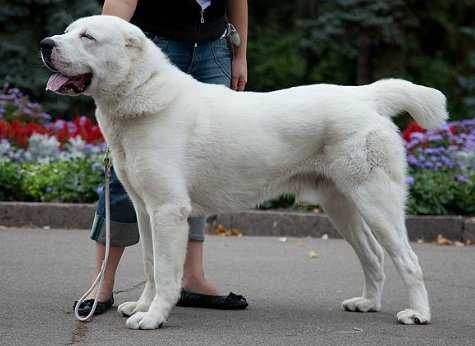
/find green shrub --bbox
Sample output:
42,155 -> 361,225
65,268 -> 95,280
258,193 -> 295,210
0,159 -> 102,203
0,160 -> 24,201
407,170 -> 475,215
256,170 -> 475,216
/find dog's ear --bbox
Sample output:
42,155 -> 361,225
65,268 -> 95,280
124,26 -> 145,50
125,35 -> 142,49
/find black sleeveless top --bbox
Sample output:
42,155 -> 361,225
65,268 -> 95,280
130,0 -> 227,44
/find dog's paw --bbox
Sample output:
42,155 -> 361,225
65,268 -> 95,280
342,297 -> 381,312
118,301 -> 149,317
396,309 -> 430,325
125,311 -> 165,330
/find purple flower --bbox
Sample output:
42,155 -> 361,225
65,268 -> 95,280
410,132 -> 424,141
407,155 -> 418,166
427,134 -> 443,142
91,162 -> 103,173
423,161 -> 434,169
405,176 -> 415,186
0,95 -> 15,101
67,122 -> 77,132
53,119 -> 66,130
404,119 -> 475,173
455,175 -> 469,183
79,116 -> 88,126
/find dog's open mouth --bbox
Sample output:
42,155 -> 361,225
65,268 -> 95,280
46,73 -> 92,95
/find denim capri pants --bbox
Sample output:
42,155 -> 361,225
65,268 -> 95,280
90,34 -> 232,247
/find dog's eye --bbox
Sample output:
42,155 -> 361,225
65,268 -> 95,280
80,32 -> 96,41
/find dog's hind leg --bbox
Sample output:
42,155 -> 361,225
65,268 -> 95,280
126,202 -> 190,330
118,207 -> 156,317
344,168 -> 430,325
319,182 -> 385,313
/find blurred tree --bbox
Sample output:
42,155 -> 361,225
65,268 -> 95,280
404,0 -> 475,119
246,1 -> 306,91
0,0 -> 474,119
0,0 -> 100,118
298,0 -> 414,85
456,24 -> 475,118
293,0 -> 475,118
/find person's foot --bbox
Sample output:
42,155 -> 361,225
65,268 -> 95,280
82,281 -> 114,302
179,275 -> 248,310
182,275 -> 219,296
73,295 -> 114,317
177,290 -> 248,310
73,279 -> 114,316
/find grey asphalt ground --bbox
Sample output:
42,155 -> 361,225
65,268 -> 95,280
0,227 -> 474,346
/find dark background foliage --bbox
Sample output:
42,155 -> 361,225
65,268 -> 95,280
0,0 -> 100,117
1,0 -> 474,120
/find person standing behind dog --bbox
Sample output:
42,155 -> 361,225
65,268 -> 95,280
75,0 -> 248,316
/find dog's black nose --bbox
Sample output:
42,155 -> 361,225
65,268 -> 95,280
40,38 -> 56,51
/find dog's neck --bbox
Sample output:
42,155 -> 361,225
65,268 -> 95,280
92,39 -> 192,119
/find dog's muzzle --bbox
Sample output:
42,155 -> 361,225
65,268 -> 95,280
40,37 -> 93,95
40,38 -> 57,71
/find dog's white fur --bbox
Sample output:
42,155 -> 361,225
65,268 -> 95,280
45,16 -> 448,329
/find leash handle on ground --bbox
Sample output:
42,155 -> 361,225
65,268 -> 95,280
74,147 -> 112,322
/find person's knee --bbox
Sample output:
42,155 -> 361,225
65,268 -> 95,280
188,216 -> 206,242
90,213 -> 140,247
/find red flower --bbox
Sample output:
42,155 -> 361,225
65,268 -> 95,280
1,116 -> 104,148
46,116 -> 104,145
0,120 -> 49,148
72,116 -> 104,144
402,121 -> 426,142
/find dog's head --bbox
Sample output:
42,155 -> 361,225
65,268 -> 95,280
40,15 -> 146,97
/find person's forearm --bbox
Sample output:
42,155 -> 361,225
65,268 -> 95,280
102,0 -> 138,21
227,0 -> 248,59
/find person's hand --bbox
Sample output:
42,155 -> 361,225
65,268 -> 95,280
231,56 -> 247,91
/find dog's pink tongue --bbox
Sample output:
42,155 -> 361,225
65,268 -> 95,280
46,73 -> 70,92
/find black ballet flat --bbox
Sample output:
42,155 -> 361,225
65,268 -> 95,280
176,290 -> 248,310
73,295 -> 114,317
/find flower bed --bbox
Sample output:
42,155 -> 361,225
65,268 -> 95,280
1,84 -> 474,214
403,119 -> 475,215
0,84 -> 105,202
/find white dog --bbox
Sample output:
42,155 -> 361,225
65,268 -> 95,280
41,15 -> 448,330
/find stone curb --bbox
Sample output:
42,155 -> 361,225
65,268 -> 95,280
0,202 -> 472,241
0,202 -> 96,230
464,218 -> 475,241
212,211 -> 470,241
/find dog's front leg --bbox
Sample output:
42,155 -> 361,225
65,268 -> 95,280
118,208 -> 156,317
126,202 -> 190,330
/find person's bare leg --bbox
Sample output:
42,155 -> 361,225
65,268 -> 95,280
182,240 -> 219,295
85,242 -> 125,302
86,240 -> 218,301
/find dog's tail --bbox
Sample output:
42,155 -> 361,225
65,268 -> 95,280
369,78 -> 448,129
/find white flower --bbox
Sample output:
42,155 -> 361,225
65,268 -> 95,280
24,134 -> 61,164
62,136 -> 87,160
0,139 -> 11,157
456,151 -> 475,172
